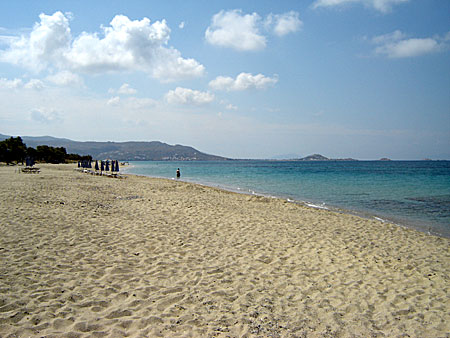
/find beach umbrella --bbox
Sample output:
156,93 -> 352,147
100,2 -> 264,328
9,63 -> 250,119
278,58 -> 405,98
105,160 -> 110,171
111,160 -> 115,172
95,160 -> 99,171
116,160 -> 119,172
101,161 -> 104,172
26,157 -> 35,167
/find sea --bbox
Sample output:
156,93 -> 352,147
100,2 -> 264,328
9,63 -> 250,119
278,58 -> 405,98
124,160 -> 450,238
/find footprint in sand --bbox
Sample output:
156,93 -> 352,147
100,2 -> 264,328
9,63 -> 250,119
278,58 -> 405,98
106,309 -> 132,319
139,316 -> 164,329
53,318 -> 75,330
0,303 -> 18,313
156,294 -> 185,312
73,321 -> 103,332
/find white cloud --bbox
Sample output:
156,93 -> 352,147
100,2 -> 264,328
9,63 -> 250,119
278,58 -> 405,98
0,12 -> 71,72
0,12 -> 205,82
179,21 -> 185,29
205,10 -> 266,51
107,96 -> 120,106
150,50 -> 205,82
165,87 -> 214,105
209,72 -> 278,91
371,30 -> 405,45
373,30 -> 443,58
126,97 -> 158,109
30,108 -> 62,123
0,78 -> 23,89
112,83 -> 137,95
219,100 -> 238,110
0,77 -> 44,90
377,39 -> 439,58
0,34 -> 20,46
67,14 -> 205,81
24,79 -> 45,90
46,70 -> 83,86
225,103 -> 238,110
205,10 -> 302,51
266,11 -> 302,37
106,95 -> 158,109
312,0 -> 409,13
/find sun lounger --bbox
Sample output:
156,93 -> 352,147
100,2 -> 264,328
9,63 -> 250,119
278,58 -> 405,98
22,167 -> 40,174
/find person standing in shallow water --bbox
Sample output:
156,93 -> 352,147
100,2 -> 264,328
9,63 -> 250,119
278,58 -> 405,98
176,168 -> 181,179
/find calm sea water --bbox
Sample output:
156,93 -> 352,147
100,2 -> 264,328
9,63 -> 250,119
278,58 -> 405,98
125,160 -> 450,238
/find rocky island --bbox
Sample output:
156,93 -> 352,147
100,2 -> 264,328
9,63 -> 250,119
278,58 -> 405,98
297,154 -> 358,161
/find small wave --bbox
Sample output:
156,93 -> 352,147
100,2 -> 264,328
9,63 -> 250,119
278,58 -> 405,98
120,164 -> 135,172
305,202 -> 329,210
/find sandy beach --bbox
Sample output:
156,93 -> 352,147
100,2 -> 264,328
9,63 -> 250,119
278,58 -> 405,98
0,164 -> 448,337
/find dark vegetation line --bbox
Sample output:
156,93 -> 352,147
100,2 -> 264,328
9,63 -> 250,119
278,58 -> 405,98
0,136 -> 91,165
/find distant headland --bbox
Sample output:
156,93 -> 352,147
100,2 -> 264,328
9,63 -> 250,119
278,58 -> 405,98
0,134 -> 229,161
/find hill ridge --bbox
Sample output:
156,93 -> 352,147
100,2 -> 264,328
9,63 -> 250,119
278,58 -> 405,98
0,134 -> 229,161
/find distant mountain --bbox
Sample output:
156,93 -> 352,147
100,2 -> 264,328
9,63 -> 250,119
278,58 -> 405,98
0,134 -> 229,161
298,154 -> 329,161
297,154 -> 358,161
0,133 -> 11,140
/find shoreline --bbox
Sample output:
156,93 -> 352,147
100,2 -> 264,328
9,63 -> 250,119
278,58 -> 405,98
1,164 -> 449,337
123,166 -> 448,239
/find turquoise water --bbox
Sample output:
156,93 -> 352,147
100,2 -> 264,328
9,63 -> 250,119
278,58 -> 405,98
125,160 -> 450,238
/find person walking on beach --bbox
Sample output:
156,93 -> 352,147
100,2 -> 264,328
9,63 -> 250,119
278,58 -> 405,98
176,168 -> 181,179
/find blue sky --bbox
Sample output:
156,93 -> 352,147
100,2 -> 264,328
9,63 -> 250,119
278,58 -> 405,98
0,0 -> 449,159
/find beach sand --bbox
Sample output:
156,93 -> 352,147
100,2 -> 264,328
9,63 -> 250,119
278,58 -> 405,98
0,164 -> 449,337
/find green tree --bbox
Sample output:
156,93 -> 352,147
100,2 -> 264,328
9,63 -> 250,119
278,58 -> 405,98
0,137 -> 27,164
36,145 -> 67,164
0,136 -> 91,164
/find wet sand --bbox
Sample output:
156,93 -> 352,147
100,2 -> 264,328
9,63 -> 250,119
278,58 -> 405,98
0,164 -> 449,337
